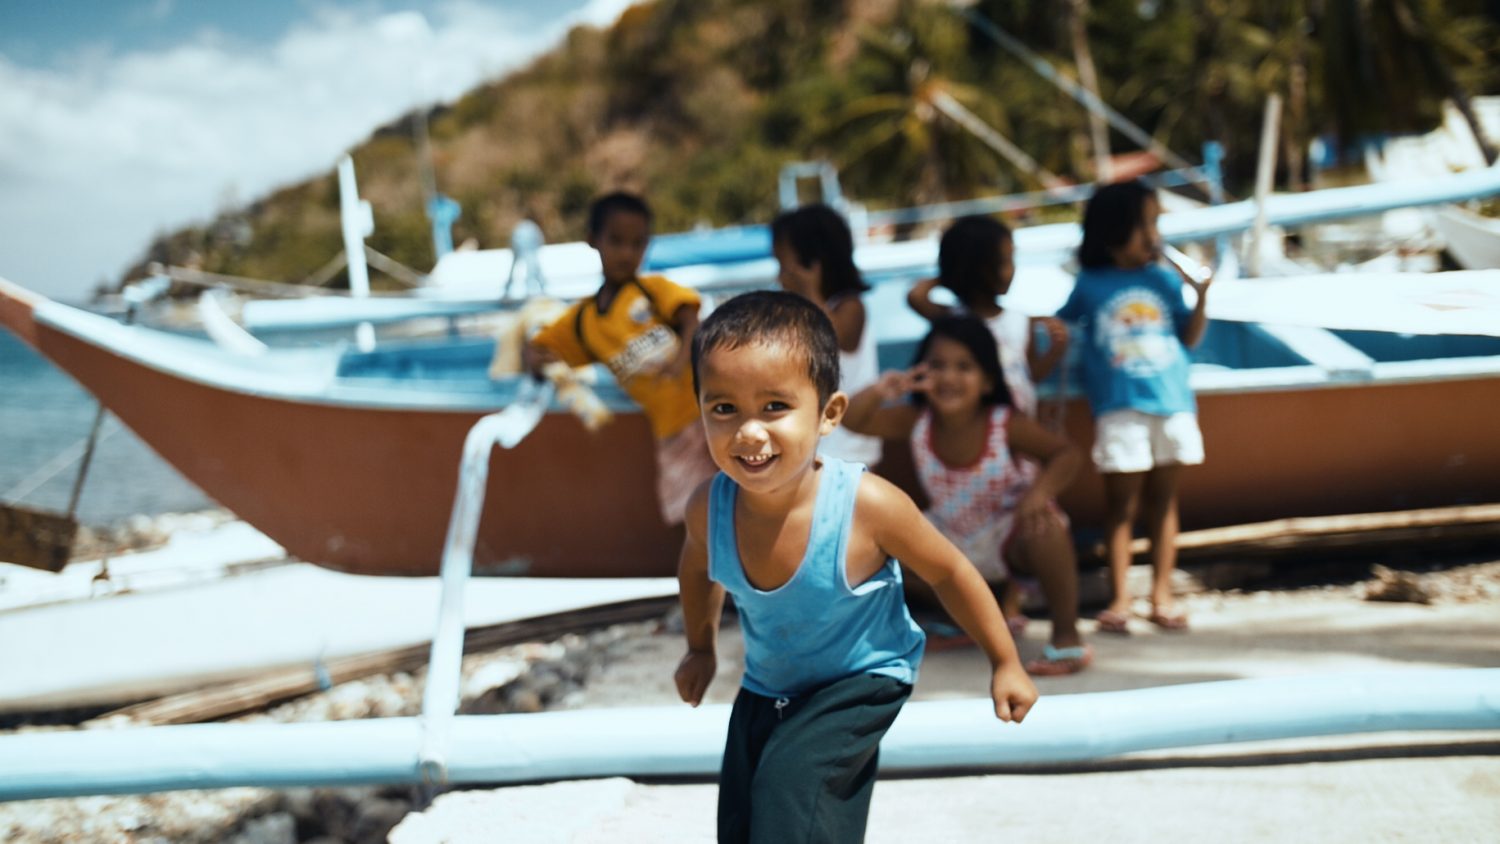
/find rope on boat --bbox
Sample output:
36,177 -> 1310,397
862,164 -> 1220,230
153,264 -> 332,299
957,6 -> 1196,173
2,423 -> 122,504
302,252 -> 349,289
151,249 -> 424,300
928,90 -> 1068,191
363,246 -> 424,288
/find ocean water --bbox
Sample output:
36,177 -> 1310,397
0,329 -> 215,525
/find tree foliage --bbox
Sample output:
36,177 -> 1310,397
123,0 -> 1500,290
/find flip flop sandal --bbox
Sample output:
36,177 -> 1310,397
1025,644 -> 1094,676
1148,610 -> 1190,631
1095,609 -> 1131,635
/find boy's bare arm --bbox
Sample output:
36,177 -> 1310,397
859,476 -> 1037,722
675,486 -> 723,707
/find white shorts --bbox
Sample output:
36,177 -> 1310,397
1092,410 -> 1204,474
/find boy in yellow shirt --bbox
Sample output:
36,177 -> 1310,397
527,192 -> 717,525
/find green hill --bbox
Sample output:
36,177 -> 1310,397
122,0 -> 1499,293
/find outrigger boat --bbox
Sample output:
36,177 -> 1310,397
1364,97 -> 1499,271
4,169 -> 1500,578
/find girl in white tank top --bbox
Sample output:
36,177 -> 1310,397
906,216 -> 1068,419
772,204 -> 883,467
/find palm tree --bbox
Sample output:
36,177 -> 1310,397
827,2 -> 1051,205
1241,2 -> 1317,190
1388,0 -> 1496,164
1309,0 -> 1497,162
1101,1 -> 1272,180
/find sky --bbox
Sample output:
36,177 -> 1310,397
0,0 -> 635,302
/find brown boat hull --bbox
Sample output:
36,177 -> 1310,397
883,381 -> 1500,533
8,281 -> 1500,577
33,321 -> 682,577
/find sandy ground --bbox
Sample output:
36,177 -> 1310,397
2,545 -> 1496,842
394,561 -> 1500,843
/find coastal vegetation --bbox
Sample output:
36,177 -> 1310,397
123,0 -> 1500,292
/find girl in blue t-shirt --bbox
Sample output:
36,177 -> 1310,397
1056,180 -> 1212,634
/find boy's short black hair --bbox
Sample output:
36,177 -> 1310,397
692,290 -> 841,405
938,215 -> 1013,303
770,204 -> 871,300
588,191 -> 653,237
1078,179 -> 1155,269
910,314 -> 1013,408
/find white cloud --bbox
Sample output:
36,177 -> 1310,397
0,0 -> 635,301
129,0 -> 177,26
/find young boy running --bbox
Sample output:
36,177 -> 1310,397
675,291 -> 1037,842
527,191 -> 717,525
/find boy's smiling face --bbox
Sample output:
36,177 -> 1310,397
697,340 -> 845,496
589,209 -> 650,287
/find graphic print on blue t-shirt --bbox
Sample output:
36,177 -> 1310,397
1056,264 -> 1196,417
1096,286 -> 1180,376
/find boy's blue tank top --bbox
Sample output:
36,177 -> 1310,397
708,456 -> 925,699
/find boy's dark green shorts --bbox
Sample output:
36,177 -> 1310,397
717,672 -> 913,844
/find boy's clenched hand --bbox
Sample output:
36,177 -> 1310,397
990,662 -> 1038,723
674,649 -> 717,707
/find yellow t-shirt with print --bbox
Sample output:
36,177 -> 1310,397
531,274 -> 701,440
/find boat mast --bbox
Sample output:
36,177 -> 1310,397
337,155 -> 377,352
415,104 -> 462,263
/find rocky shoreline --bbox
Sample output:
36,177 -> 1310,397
0,619 -> 668,844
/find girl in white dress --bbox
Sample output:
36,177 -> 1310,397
772,204 -> 883,468
906,216 -> 1074,632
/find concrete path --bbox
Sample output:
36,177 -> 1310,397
393,578 -> 1500,843
395,752 -> 1500,843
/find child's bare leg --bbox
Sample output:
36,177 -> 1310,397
1142,465 -> 1185,623
998,579 -> 1024,619
1101,471 -> 1146,618
1008,522 -> 1082,649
